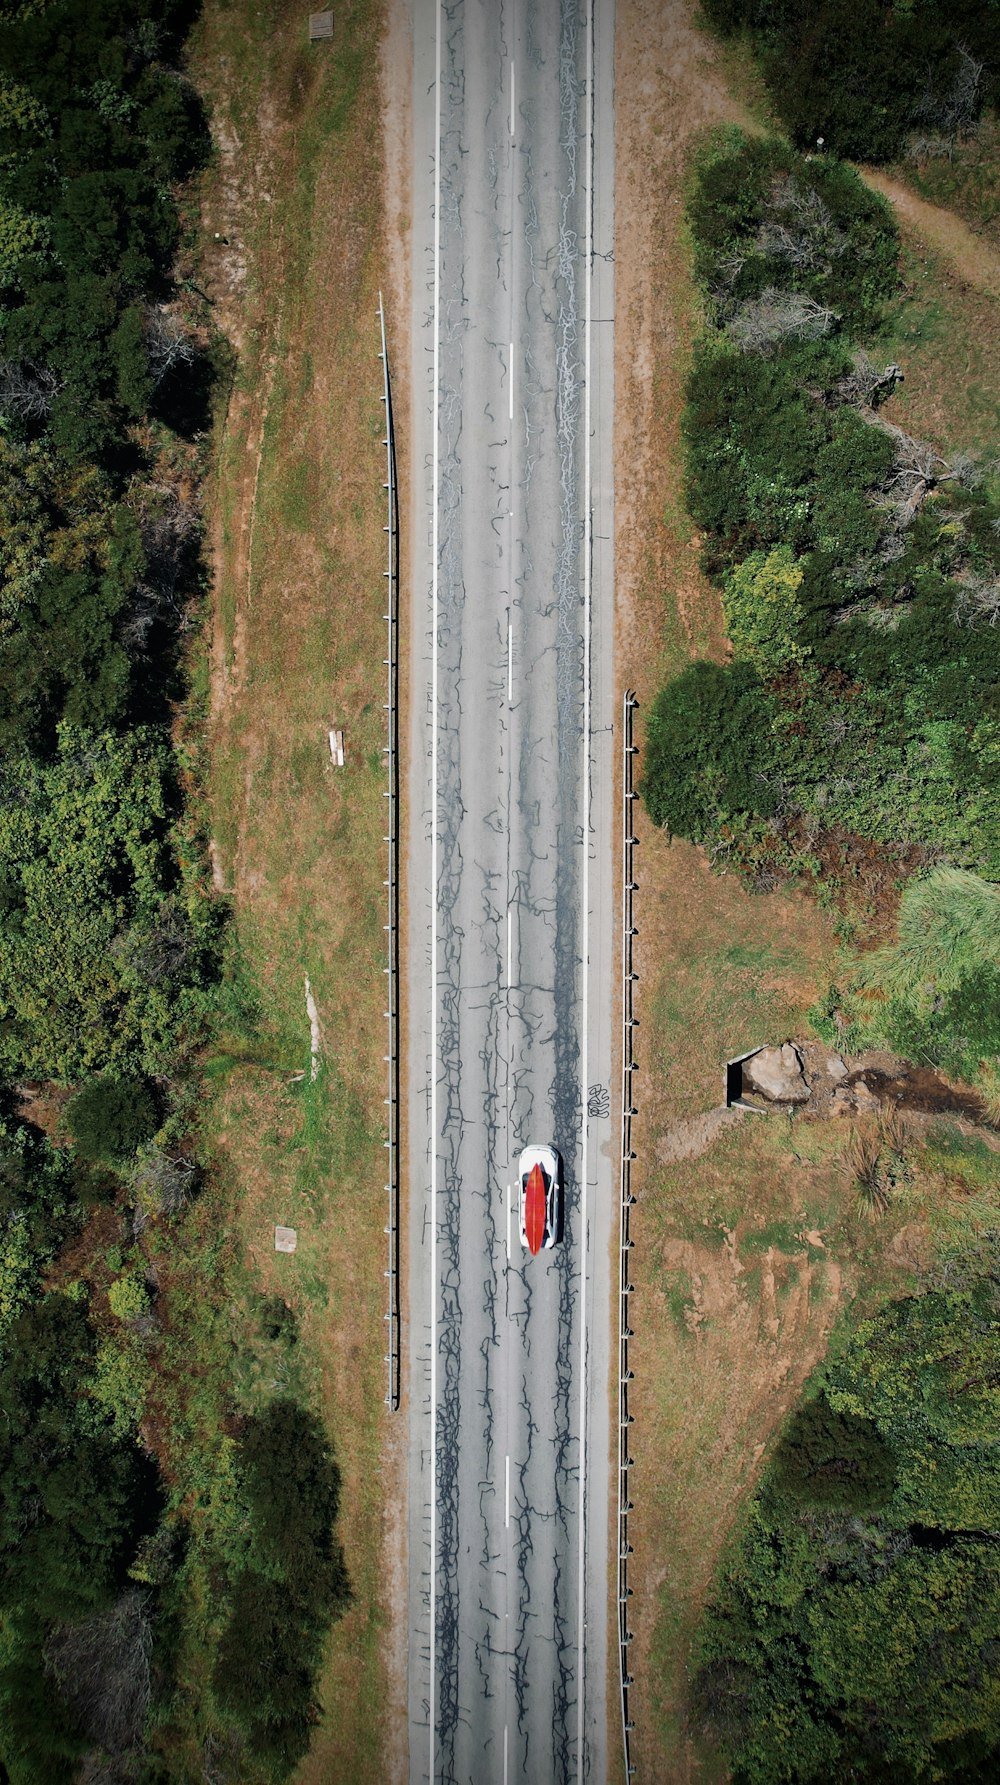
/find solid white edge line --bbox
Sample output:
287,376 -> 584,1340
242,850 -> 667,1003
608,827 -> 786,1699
430,0 -> 442,1776
576,0 -> 594,1777
506,1182 -> 512,1263
510,60 -> 515,137
505,1453 -> 511,1527
503,1722 -> 509,1785
508,618 -> 513,702
507,905 -> 512,989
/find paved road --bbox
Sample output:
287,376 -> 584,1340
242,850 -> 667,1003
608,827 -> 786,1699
406,2 -> 615,1780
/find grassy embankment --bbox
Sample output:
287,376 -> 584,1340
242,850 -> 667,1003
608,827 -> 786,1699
187,0 -> 396,1776
613,4 -> 1000,1780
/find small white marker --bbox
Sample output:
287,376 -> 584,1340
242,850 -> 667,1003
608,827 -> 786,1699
507,619 -> 513,701
505,1454 -> 510,1527
503,1722 -> 509,1785
509,341 -> 514,421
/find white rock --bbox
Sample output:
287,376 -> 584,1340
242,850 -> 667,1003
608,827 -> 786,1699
745,1043 -> 811,1104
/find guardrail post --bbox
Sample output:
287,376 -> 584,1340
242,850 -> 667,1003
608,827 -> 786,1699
379,291 -> 401,1413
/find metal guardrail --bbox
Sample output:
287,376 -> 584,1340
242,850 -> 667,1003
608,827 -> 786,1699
618,690 -> 639,1779
379,291 -> 400,1412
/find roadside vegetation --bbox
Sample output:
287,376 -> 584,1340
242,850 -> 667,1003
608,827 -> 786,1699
615,3 -> 1000,1780
642,127 -> 1000,1103
693,1226 -> 1000,1780
700,0 -> 997,164
0,2 -> 376,1779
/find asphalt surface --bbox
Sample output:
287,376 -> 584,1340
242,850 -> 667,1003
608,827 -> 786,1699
406,2 -> 616,1779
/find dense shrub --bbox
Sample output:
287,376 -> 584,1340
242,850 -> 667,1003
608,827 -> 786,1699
699,0 -> 997,163
645,131 -> 1000,900
66,1076 -> 158,1162
211,1402 -> 349,1763
0,728 -> 217,1082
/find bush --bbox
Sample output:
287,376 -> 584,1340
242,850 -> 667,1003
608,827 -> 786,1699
642,661 -> 779,841
838,869 -> 1000,1076
700,1 -> 997,164
770,1394 -> 895,1509
688,131 -> 899,330
66,1078 -> 158,1163
723,545 -> 808,675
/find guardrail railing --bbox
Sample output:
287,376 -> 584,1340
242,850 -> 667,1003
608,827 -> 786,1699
618,689 -> 639,1778
379,290 -> 400,1412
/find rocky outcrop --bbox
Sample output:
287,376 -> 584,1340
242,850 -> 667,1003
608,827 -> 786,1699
744,1043 -> 811,1104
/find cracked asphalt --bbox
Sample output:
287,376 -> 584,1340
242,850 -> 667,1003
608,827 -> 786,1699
405,2 -> 616,1780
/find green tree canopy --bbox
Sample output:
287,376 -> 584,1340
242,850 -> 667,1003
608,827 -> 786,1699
695,1245 -> 1000,1781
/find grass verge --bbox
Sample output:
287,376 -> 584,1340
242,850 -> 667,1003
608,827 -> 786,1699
185,0 -> 396,1776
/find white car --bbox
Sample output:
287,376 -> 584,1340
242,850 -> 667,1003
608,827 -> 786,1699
518,1144 -> 561,1255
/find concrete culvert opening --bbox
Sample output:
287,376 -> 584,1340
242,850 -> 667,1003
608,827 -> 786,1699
725,1046 -> 767,1111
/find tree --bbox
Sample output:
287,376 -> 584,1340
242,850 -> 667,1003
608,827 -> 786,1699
0,1115 -> 78,1351
642,661 -> 779,842
0,1295 -> 146,1625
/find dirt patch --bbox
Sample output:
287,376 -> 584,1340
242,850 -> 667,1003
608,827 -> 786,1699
656,1104 -> 748,1166
849,1065 -> 987,1123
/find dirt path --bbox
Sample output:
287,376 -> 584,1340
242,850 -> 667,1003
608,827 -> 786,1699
859,169 -> 1000,298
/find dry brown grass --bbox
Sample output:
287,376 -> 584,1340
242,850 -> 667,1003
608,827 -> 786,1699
188,0 -> 399,1776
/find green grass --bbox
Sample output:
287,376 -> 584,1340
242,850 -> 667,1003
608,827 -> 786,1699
873,239 -> 1000,458
648,932 -> 823,1118
661,1266 -> 697,1332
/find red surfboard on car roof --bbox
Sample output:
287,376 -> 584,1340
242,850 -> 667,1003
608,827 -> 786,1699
517,1145 -> 561,1256
524,1162 -> 547,1256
